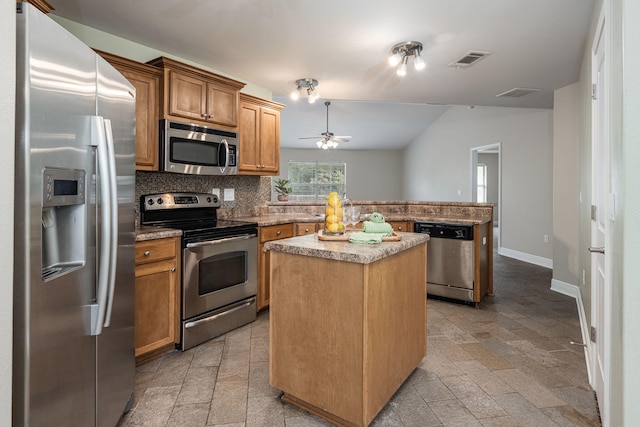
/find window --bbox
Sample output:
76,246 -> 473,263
287,161 -> 346,200
477,163 -> 487,203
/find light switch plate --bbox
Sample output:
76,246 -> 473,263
224,188 -> 235,201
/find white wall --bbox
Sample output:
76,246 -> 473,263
49,15 -> 272,100
0,0 -> 15,424
404,105 -> 554,265
552,83 -> 580,287
279,148 -> 403,201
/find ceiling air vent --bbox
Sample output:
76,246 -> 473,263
449,51 -> 491,68
496,87 -> 543,98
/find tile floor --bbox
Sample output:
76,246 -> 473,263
118,233 -> 601,427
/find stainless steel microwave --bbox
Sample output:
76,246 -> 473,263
160,120 -> 239,175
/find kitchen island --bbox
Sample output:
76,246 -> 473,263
265,232 -> 428,427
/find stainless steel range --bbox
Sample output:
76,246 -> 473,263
141,192 -> 258,350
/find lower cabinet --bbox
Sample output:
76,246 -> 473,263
134,237 -> 181,364
258,223 -> 295,311
295,222 -> 322,236
388,221 -> 413,232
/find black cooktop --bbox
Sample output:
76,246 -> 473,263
140,192 -> 258,242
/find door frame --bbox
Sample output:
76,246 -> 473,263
470,142 -> 501,248
590,1 -> 611,423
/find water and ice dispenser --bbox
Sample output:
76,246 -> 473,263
41,167 -> 87,281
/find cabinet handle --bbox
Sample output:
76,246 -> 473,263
276,230 -> 281,235
144,251 -> 150,256
201,113 -> 208,118
305,228 -> 310,232
171,267 -> 176,272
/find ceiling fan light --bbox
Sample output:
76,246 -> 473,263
316,140 -> 323,148
290,87 -> 300,101
414,55 -> 426,71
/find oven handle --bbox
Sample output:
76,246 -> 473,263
184,298 -> 255,329
185,233 -> 257,249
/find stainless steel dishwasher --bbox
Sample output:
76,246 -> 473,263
414,222 -> 475,302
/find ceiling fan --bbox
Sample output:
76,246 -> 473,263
299,101 -> 351,149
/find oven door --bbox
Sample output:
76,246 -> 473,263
182,234 -> 257,320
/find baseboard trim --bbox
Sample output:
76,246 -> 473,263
550,279 -> 593,385
498,247 -> 553,269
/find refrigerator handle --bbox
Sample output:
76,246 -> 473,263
102,119 -> 119,327
90,116 -> 112,336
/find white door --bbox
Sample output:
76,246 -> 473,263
590,6 -> 609,423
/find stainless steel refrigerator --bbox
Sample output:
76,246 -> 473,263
14,3 -> 136,426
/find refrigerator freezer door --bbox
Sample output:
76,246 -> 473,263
95,55 -> 136,427
14,3 -> 97,426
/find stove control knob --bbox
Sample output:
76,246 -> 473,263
206,196 -> 212,203
147,199 -> 154,206
157,198 -> 164,205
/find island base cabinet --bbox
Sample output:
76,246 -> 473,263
269,244 -> 427,427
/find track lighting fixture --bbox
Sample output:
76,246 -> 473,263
389,41 -> 426,76
290,78 -> 320,103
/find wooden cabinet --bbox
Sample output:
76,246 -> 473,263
148,57 -> 245,130
239,94 -> 284,175
258,223 -> 294,311
388,221 -> 413,232
134,237 -> 181,363
96,50 -> 162,171
270,243 -> 427,426
295,222 -> 321,236
18,0 -> 53,13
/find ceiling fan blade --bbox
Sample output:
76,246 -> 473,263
333,136 -> 352,139
299,136 -> 323,139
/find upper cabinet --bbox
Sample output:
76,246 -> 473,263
18,0 -> 53,13
239,94 -> 284,175
148,57 -> 245,131
96,50 -> 162,171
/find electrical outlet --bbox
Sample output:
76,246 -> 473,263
211,188 -> 220,197
544,234 -> 549,243
224,188 -> 234,201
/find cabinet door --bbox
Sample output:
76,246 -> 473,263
207,83 -> 238,127
258,243 -> 269,311
259,107 -> 280,174
257,223 -> 295,311
134,258 -> 178,359
119,69 -> 160,170
238,101 -> 260,172
169,71 -> 207,121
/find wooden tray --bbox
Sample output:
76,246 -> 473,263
317,229 -> 402,241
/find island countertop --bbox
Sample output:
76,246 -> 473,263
264,232 -> 428,265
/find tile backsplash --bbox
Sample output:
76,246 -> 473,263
136,172 -> 272,223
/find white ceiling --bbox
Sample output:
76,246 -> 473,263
50,0 -> 595,150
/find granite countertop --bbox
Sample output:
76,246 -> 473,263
264,232 -> 428,265
234,213 -> 489,226
135,225 -> 182,242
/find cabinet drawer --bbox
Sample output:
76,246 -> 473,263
135,238 -> 177,265
389,221 -> 412,232
295,223 -> 319,236
260,223 -> 294,243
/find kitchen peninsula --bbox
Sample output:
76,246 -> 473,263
265,232 -> 428,427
